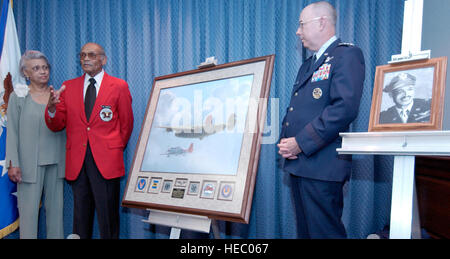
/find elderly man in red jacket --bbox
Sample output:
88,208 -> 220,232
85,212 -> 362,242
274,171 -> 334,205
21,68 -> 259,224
46,42 -> 134,239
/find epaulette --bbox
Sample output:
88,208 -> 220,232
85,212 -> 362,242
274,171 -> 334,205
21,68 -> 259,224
338,42 -> 354,47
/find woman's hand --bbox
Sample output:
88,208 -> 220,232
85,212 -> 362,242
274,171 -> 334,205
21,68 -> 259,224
8,167 -> 22,183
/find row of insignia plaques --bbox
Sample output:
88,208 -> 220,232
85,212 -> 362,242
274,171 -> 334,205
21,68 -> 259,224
135,176 -> 235,201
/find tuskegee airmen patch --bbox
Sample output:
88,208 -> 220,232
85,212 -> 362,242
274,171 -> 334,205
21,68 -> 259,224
312,88 -> 322,99
100,105 -> 113,122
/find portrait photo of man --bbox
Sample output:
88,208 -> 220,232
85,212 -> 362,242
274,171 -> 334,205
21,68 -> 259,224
379,71 -> 432,124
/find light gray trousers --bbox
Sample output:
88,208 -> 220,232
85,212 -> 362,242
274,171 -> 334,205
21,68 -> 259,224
17,164 -> 63,239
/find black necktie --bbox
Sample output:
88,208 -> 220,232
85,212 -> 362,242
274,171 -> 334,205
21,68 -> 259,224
85,78 -> 96,120
309,54 -> 316,73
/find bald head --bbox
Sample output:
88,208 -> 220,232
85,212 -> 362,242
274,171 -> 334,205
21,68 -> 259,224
79,42 -> 107,77
82,42 -> 106,56
308,1 -> 337,27
297,1 -> 337,51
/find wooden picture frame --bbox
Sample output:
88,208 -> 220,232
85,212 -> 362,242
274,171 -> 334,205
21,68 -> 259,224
122,55 -> 275,223
368,57 -> 447,132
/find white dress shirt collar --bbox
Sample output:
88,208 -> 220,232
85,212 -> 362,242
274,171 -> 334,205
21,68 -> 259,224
83,69 -> 105,99
313,35 -> 337,61
396,100 -> 414,122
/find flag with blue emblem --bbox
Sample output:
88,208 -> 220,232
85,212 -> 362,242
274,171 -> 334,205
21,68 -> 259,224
0,0 -> 25,239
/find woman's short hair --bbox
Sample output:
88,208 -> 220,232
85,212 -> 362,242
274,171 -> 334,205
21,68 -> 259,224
19,50 -> 51,78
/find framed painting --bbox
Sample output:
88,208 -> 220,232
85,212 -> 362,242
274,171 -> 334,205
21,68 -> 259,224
122,55 -> 275,223
368,57 -> 447,132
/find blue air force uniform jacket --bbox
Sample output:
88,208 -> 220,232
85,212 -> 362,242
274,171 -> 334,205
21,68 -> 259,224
280,39 -> 365,182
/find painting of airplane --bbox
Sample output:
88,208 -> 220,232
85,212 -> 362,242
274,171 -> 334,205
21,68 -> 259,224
159,113 -> 236,140
161,143 -> 194,157
140,74 -> 253,175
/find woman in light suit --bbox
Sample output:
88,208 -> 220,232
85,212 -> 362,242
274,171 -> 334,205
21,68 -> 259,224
6,50 -> 65,238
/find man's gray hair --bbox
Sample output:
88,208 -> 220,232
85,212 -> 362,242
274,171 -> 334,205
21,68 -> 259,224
19,50 -> 51,78
310,1 -> 337,26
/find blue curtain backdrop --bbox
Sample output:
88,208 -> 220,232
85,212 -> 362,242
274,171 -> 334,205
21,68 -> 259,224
7,0 -> 404,239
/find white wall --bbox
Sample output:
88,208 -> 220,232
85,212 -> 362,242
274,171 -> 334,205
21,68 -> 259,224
421,0 -> 450,130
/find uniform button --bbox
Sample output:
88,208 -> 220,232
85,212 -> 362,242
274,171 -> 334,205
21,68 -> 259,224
83,143 -> 86,146
285,122 -> 289,127
294,92 -> 298,96
87,127 -> 90,131
289,107 -> 294,112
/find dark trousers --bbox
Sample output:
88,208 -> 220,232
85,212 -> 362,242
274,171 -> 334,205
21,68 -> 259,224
69,145 -> 120,239
290,174 -> 347,239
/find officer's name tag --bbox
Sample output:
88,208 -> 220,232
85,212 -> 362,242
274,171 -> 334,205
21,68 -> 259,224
311,63 -> 331,83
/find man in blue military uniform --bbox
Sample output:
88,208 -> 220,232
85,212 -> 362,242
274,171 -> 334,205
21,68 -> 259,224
277,1 -> 365,238
379,72 -> 431,124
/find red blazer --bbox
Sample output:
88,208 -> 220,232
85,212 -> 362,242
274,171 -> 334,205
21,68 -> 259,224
45,72 -> 134,181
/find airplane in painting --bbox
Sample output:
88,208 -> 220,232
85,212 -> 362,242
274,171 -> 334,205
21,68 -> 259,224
159,113 -> 236,140
161,143 -> 194,157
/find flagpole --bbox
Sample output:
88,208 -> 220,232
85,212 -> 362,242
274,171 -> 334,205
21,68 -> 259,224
0,0 -> 22,238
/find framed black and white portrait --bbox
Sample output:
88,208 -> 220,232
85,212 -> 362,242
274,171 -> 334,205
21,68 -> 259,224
369,57 -> 447,132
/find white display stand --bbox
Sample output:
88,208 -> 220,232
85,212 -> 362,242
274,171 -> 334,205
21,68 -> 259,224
337,130 -> 450,239
143,209 -> 221,239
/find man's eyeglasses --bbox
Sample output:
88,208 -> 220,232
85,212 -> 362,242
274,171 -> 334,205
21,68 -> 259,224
79,52 -> 104,60
298,16 -> 327,30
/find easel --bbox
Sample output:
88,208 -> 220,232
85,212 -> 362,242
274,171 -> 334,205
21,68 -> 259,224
338,131 -> 450,238
142,57 -> 221,239
381,0 -> 430,238
338,1 -> 437,239
389,0 -> 429,65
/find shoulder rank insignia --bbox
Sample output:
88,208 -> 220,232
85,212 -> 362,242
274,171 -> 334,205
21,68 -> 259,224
339,42 -> 354,47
